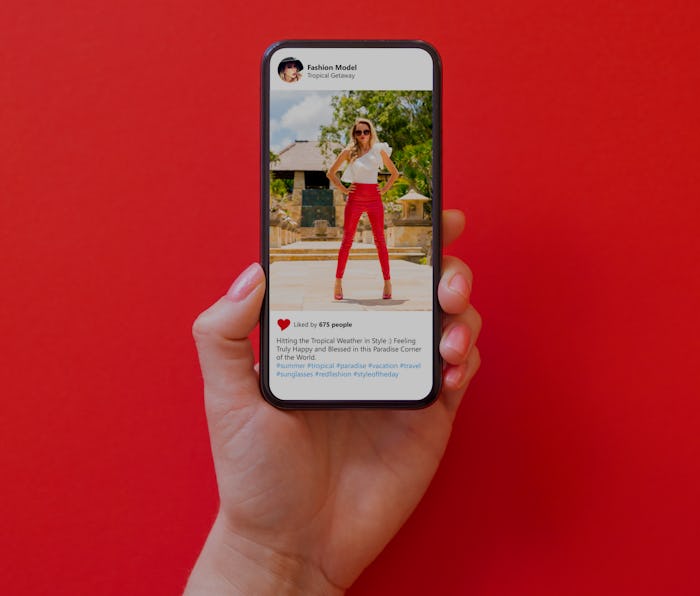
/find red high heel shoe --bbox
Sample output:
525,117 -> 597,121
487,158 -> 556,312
382,281 -> 392,300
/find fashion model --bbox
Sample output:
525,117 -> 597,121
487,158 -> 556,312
278,57 -> 303,83
327,118 -> 400,300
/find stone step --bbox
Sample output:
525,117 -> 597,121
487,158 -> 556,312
270,246 -> 422,255
270,250 -> 425,263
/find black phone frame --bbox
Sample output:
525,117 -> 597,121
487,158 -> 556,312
260,39 -> 442,409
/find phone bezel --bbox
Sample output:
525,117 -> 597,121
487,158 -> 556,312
260,39 -> 442,409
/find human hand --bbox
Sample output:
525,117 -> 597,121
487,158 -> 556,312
185,209 -> 481,595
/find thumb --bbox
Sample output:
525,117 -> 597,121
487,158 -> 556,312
192,263 -> 266,417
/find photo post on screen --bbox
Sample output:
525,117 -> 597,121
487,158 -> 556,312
266,45 -> 438,402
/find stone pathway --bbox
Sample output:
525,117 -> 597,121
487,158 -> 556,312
269,257 -> 433,311
270,240 -> 424,262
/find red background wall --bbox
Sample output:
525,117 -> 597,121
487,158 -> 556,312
2,1 -> 699,594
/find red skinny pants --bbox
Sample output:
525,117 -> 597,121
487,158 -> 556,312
335,183 -> 391,281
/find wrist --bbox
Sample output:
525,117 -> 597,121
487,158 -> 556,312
184,513 -> 345,596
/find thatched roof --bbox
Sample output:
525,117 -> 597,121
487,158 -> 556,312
271,140 -> 343,172
398,187 -> 430,201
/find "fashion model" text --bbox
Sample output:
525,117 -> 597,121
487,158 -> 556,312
307,64 -> 358,71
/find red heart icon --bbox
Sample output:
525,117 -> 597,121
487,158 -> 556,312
277,318 -> 291,331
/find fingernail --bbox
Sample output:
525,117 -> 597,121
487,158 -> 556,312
445,364 -> 468,388
225,263 -> 264,302
448,273 -> 471,301
444,325 -> 470,356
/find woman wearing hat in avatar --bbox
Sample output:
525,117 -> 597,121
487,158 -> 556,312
278,57 -> 303,83
327,118 -> 399,300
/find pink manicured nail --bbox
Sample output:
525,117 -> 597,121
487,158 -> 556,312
443,325 -> 470,356
225,263 -> 264,302
447,272 -> 471,301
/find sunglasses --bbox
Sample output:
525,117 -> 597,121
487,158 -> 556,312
354,129 -> 371,136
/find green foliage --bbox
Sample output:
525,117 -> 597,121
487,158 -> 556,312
394,140 -> 432,197
319,91 -> 432,149
320,91 -> 433,197
270,176 -> 292,198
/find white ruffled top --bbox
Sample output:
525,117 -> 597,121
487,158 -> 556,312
340,142 -> 392,184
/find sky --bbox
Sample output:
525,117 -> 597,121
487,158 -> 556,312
269,90 -> 340,152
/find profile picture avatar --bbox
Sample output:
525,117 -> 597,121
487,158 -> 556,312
278,57 -> 304,83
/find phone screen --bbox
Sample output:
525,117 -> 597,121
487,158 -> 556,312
261,41 -> 441,407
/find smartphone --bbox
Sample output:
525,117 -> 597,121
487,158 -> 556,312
260,40 -> 442,408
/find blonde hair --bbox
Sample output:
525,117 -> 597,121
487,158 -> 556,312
346,118 -> 379,163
